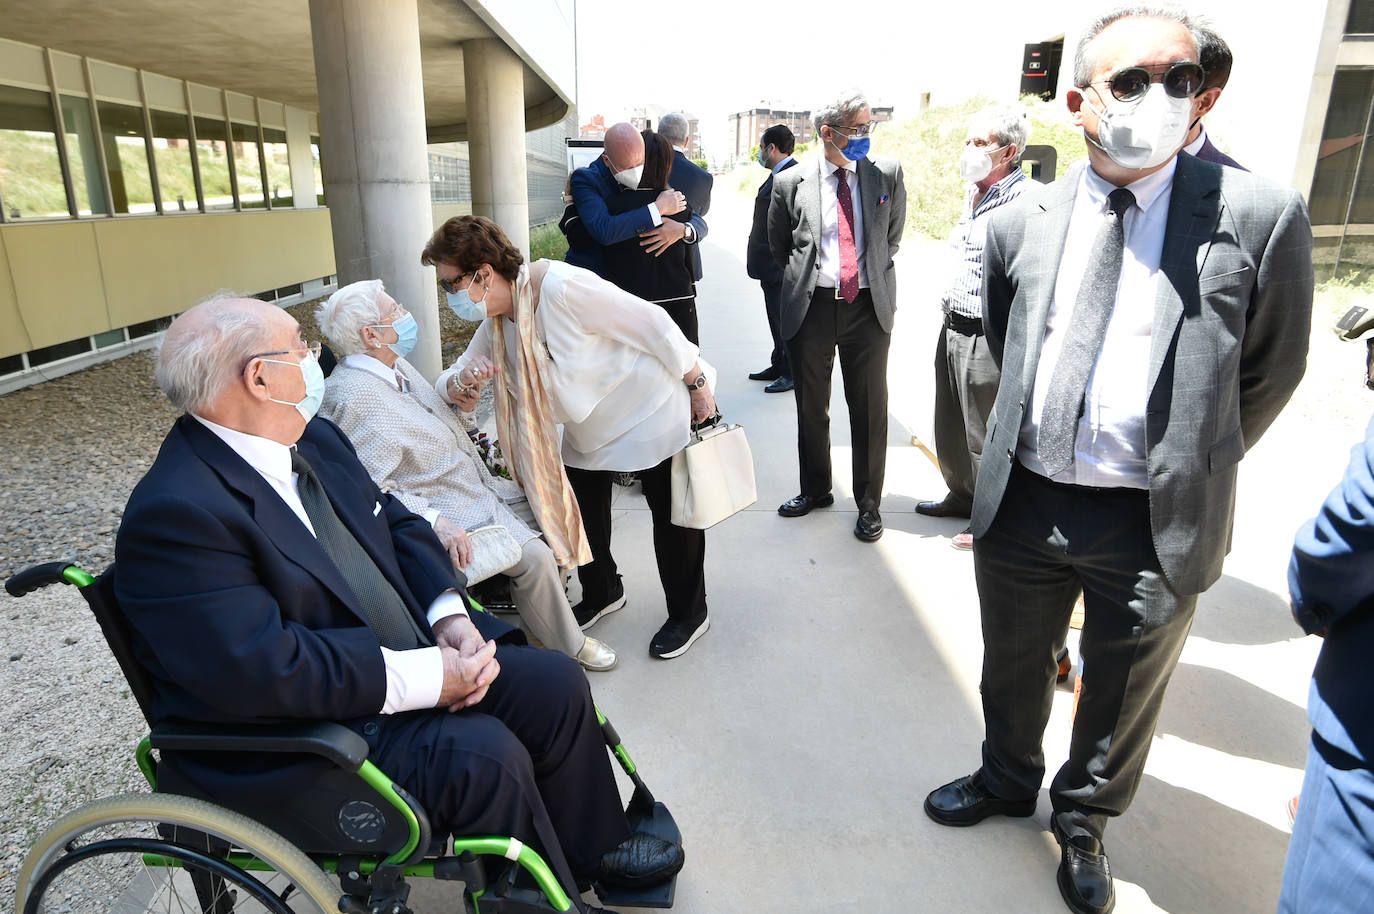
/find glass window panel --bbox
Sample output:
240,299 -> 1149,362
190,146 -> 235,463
231,121 -> 265,208
95,100 -> 154,214
262,126 -> 291,208
194,115 -> 233,210
0,84 -> 69,220
1309,69 -> 1374,226
60,95 -> 108,215
1350,0 -> 1374,34
149,108 -> 195,212
311,134 -> 325,205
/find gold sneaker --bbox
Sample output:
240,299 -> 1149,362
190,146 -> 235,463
576,636 -> 618,672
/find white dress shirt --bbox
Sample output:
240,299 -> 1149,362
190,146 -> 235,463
1018,158 -> 1178,488
816,157 -> 868,290
1183,126 -> 1207,158
190,413 -> 465,713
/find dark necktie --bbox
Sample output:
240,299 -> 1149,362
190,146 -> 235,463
290,448 -> 429,650
833,166 -> 859,303
1037,187 -> 1136,477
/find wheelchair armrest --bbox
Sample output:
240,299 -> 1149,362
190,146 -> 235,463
150,720 -> 369,772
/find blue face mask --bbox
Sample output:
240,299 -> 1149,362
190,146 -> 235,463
757,148 -> 768,168
264,351 -> 326,422
445,273 -> 488,323
837,136 -> 870,161
385,312 -> 418,357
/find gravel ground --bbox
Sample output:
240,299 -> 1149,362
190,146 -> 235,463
0,295 -> 479,910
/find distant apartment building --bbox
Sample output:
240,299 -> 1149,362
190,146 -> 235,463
579,114 -> 608,140
628,107 -> 702,158
728,105 -> 893,163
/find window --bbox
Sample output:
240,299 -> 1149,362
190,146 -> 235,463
231,121 -> 265,208
60,95 -> 108,215
194,115 -> 233,210
261,126 -> 291,207
1349,0 -> 1374,35
1309,68 -> 1374,281
96,100 -> 155,214
0,84 -> 67,220
149,109 -> 195,212
311,134 -> 325,205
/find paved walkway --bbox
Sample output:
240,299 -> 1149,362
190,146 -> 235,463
521,183 -> 1360,914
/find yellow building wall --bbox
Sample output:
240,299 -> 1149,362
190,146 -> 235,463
0,209 -> 336,359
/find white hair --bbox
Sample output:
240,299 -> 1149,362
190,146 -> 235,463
658,113 -> 690,145
971,106 -> 1032,166
813,89 -> 869,136
156,294 -> 274,413
317,279 -> 387,357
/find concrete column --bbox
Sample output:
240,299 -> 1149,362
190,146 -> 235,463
307,0 -> 440,379
463,39 -> 530,259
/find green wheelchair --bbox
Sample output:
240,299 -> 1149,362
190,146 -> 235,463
7,561 -> 681,914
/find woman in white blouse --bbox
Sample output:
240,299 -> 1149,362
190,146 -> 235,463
425,215 -> 717,660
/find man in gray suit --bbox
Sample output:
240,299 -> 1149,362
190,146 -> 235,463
924,7 -> 1313,914
768,89 -> 906,542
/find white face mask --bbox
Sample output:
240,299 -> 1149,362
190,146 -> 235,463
609,159 -> 643,190
1082,82 -> 1193,170
959,143 -> 1006,183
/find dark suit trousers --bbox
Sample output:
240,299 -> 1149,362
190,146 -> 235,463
787,287 -> 889,511
363,642 -> 630,907
657,296 -> 699,346
974,463 -> 1198,842
761,280 -> 790,377
932,318 -> 999,511
565,455 -> 708,623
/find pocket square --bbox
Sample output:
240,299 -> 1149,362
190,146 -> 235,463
878,193 -> 889,205
373,501 -> 382,516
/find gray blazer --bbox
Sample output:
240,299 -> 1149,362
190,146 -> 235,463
767,154 -> 906,339
973,155 -> 1314,595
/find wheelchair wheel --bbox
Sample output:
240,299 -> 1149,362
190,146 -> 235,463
16,793 -> 341,913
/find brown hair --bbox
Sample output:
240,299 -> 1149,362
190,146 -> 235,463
640,130 -> 674,191
420,215 -> 524,281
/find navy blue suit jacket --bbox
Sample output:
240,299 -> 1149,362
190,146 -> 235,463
1290,413 -> 1374,762
115,414 -> 513,731
747,158 -> 796,282
567,156 -> 708,279
670,150 -> 713,282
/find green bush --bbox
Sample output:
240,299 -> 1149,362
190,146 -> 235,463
530,221 -> 568,262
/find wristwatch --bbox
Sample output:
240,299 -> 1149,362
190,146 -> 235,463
686,374 -> 707,390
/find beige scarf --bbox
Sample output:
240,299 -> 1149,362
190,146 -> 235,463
489,261 -> 592,572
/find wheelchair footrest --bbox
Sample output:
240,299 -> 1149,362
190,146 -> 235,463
592,800 -> 680,909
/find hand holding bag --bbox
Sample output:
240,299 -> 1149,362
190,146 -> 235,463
460,524 -> 523,586
670,419 -> 757,529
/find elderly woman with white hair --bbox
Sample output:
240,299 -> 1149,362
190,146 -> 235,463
315,279 -> 617,671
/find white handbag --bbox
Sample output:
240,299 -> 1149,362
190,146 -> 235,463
670,421 -> 757,529
460,524 -> 523,586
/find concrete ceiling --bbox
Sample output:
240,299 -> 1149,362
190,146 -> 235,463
0,0 -> 569,140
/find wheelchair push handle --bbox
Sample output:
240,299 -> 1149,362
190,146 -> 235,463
5,561 -> 95,597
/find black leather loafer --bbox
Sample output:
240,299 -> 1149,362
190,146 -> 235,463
915,498 -> 972,518
778,493 -> 834,517
596,832 -> 685,890
924,770 -> 1037,827
763,376 -> 794,393
854,509 -> 883,542
748,366 -> 781,381
1052,819 -> 1115,914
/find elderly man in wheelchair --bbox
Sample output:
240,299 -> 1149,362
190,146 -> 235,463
11,294 -> 683,914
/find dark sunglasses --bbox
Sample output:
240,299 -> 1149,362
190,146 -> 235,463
436,273 -> 466,295
1084,61 -> 1205,102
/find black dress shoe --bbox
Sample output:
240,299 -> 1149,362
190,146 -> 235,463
1052,819 -> 1115,914
748,366 -> 781,381
854,509 -> 883,542
763,376 -> 794,393
596,832 -> 685,890
915,498 -> 972,518
778,493 -> 834,517
924,770 -> 1037,827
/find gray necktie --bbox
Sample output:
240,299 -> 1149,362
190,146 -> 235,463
1037,187 -> 1136,477
291,448 -> 429,650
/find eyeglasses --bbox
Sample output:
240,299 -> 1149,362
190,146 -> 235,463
828,122 -> 875,139
437,274 -> 465,295
250,341 -> 321,363
367,305 -> 409,328
1082,61 -> 1205,102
